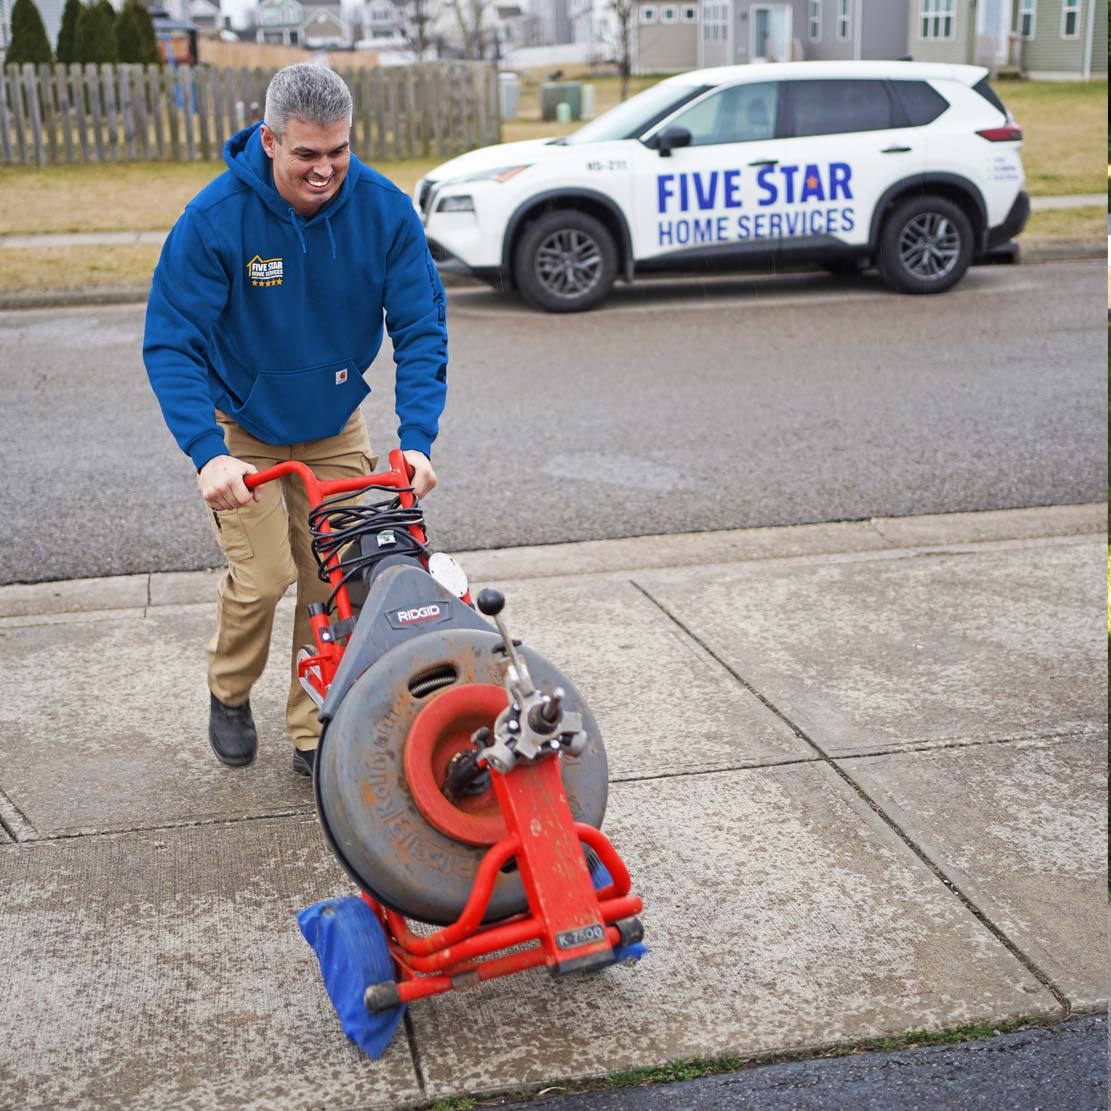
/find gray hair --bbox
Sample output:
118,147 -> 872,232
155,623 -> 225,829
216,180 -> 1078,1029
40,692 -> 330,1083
264,63 -> 353,139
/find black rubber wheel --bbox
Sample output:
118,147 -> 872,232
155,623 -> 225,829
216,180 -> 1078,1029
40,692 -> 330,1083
876,194 -> 974,295
514,209 -> 618,313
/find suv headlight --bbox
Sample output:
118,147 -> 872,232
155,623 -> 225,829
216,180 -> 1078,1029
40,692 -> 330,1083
436,195 -> 475,213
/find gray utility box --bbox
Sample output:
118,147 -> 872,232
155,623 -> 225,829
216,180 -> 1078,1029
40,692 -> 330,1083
498,72 -> 519,119
539,81 -> 583,121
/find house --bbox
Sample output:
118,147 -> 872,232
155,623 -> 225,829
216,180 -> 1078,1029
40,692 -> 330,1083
633,0 -> 700,73
188,0 -> 222,33
256,0 -> 305,44
359,0 -> 407,49
906,0 -> 1106,80
632,0 -> 908,75
301,1 -> 352,49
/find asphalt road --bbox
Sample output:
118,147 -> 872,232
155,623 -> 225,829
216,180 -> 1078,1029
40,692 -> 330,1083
0,260 -> 1104,584
485,1015 -> 1108,1111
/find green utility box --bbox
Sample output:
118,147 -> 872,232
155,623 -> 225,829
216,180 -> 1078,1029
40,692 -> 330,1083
539,81 -> 583,121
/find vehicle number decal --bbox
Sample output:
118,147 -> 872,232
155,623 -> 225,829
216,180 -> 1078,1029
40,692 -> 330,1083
585,160 -> 628,172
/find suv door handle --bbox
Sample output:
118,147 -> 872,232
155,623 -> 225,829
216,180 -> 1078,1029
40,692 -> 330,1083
748,159 -> 778,166
881,146 -> 912,153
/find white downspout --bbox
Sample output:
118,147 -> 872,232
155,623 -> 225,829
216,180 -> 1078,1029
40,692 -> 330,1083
853,0 -> 863,59
1082,0 -> 1095,80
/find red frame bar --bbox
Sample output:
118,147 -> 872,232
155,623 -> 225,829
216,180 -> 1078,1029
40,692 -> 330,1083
361,760 -> 643,1005
244,448 -> 425,624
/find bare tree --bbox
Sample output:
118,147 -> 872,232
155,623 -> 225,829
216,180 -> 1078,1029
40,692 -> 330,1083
398,0 -> 441,59
602,0 -> 635,100
452,0 -> 494,59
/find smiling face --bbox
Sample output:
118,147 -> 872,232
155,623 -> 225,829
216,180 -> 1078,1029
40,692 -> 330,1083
260,116 -> 351,218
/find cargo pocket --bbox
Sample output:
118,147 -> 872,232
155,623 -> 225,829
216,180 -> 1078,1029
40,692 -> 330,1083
208,506 -> 254,563
232,359 -> 370,445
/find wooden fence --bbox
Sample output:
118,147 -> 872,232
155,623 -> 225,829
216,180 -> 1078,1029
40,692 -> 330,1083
0,61 -> 500,166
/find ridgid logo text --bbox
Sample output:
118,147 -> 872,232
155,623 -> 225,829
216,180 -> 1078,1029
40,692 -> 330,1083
247,255 -> 283,287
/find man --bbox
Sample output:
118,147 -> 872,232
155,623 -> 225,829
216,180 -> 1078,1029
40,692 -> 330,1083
143,63 -> 447,777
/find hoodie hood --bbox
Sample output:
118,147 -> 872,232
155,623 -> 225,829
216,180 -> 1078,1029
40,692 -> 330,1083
223,123 -> 359,233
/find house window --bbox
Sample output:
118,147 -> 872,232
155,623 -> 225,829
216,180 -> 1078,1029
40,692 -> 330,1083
1061,0 -> 1079,38
808,0 -> 820,40
918,0 -> 954,40
1017,0 -> 1035,38
662,5 -> 678,22
836,0 -> 850,40
702,1 -> 726,41
640,4 -> 657,22
682,5 -> 697,21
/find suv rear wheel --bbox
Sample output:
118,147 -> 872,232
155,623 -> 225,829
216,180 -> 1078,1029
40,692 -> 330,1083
514,210 -> 618,313
877,195 -> 974,295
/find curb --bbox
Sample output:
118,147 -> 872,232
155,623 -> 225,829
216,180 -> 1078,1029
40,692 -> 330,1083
0,240 -> 1102,312
1,502 -> 1103,620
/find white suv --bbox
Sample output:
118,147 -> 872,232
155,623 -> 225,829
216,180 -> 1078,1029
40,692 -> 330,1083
415,61 -> 1028,312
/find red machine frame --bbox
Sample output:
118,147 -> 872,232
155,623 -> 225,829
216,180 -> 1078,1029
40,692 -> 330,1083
244,451 -> 644,1007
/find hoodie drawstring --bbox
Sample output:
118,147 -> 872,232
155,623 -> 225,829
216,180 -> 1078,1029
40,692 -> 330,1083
324,215 -> 337,261
288,208 -> 307,254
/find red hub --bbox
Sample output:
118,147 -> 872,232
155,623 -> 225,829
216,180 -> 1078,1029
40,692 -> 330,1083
404,684 -> 509,845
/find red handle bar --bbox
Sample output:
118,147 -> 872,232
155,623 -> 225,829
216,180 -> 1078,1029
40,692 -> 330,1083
243,448 -> 423,622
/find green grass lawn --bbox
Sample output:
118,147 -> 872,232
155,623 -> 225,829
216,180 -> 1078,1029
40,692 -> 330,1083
0,75 -> 1103,293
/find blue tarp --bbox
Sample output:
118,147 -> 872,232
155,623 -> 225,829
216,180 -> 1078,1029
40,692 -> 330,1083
297,896 -> 406,1060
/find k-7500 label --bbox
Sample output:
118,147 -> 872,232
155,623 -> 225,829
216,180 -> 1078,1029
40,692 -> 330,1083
556,923 -> 605,950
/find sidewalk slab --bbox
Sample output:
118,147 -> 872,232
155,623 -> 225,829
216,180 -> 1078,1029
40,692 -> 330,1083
843,737 -> 1108,1011
870,503 -> 1104,549
0,573 -> 147,618
633,538 -> 1104,758
0,572 -> 812,838
411,763 -> 1056,1101
0,602 -> 313,837
0,815 -> 423,1111
485,577 -> 813,776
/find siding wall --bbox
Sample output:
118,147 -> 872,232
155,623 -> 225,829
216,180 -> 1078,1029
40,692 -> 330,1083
1022,0 -> 1105,76
635,17 -> 699,71
906,0 -> 975,63
862,0 -> 909,58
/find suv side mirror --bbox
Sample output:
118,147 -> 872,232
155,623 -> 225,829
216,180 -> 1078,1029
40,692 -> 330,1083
657,127 -> 692,158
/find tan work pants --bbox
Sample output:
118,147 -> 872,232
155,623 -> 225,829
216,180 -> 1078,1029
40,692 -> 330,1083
206,409 -> 376,752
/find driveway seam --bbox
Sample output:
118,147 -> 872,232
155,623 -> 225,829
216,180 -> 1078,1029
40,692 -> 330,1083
1,805 -> 317,845
0,787 -> 37,842
629,579 -> 1073,1017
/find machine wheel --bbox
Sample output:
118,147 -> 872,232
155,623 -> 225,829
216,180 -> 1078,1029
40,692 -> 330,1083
514,209 -> 618,313
315,628 -> 609,925
876,194 -> 973,294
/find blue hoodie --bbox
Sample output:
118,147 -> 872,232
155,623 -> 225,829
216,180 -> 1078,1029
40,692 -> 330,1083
143,123 -> 447,472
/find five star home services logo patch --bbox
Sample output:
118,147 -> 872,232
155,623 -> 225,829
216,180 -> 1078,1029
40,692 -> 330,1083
247,255 -> 283,288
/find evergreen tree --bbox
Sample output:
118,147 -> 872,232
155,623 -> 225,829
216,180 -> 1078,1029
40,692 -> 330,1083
56,0 -> 83,63
116,0 -> 158,63
74,0 -> 119,63
6,0 -> 54,65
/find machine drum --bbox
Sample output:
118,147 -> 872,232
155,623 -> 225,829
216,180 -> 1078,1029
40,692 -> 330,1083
315,628 -> 608,925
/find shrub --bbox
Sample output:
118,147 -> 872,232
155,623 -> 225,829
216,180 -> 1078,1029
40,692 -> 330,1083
56,0 -> 83,64
6,0 -> 54,65
116,0 -> 158,63
74,0 -> 119,63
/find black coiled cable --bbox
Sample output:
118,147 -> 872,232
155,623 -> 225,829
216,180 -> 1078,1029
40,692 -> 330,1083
308,486 -> 430,615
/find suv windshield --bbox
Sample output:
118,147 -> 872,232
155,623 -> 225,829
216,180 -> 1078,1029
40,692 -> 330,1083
560,82 -> 712,145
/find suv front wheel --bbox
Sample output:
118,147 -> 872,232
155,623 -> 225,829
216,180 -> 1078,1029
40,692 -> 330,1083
514,210 -> 618,313
877,195 -> 974,295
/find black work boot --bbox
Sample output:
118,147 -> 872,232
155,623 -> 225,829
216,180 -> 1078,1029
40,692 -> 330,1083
292,747 -> 317,778
209,692 -> 258,767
